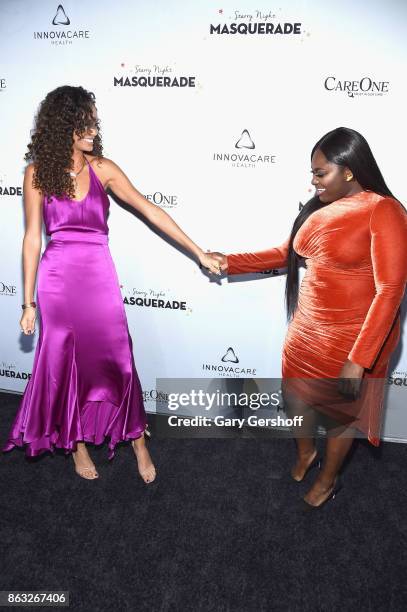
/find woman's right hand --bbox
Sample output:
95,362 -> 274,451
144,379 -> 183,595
207,252 -> 228,272
20,308 -> 36,335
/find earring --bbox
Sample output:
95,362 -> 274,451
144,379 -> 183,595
346,173 -> 353,182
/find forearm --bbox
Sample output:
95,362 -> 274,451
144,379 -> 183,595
226,240 -> 289,275
348,289 -> 405,369
22,234 -> 42,303
145,205 -> 203,259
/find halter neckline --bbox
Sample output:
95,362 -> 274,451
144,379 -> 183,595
71,157 -> 93,203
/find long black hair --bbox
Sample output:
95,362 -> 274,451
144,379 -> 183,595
285,127 -> 396,321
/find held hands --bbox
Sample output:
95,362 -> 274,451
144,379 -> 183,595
198,250 -> 226,276
20,308 -> 36,335
205,251 -> 228,272
337,358 -> 365,399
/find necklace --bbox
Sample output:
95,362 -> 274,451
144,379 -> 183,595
69,156 -> 87,178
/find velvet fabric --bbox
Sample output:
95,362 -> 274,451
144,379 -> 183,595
3,159 -> 147,459
227,192 -> 407,444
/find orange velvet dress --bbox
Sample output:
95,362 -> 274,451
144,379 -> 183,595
226,192 -> 407,444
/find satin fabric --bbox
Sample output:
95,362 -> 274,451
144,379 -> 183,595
226,192 -> 407,444
3,159 -> 146,458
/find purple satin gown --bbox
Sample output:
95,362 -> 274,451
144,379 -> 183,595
3,159 -> 147,459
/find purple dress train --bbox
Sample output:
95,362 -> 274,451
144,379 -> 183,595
3,159 -> 147,459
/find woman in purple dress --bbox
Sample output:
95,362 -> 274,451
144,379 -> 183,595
3,85 -> 221,482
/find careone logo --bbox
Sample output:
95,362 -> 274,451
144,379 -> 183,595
114,64 -> 196,89
202,347 -> 257,378
0,362 -> 31,381
142,389 -> 170,404
121,286 -> 190,313
0,78 -> 6,92
145,191 -> 178,210
0,282 -> 17,297
324,76 -> 390,98
213,129 -> 276,169
34,4 -> 90,45
210,9 -> 303,36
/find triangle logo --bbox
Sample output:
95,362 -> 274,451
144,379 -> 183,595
235,129 -> 255,150
221,347 -> 239,364
52,4 -> 70,26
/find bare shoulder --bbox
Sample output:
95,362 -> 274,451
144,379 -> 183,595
23,163 -> 41,195
86,155 -> 120,171
85,155 -> 122,188
24,163 -> 36,180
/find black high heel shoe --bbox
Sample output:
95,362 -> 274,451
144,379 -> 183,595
300,476 -> 343,512
291,451 -> 321,482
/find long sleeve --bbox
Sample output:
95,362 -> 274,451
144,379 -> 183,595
348,198 -> 407,369
226,238 -> 290,275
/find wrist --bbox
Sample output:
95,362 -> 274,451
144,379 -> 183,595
348,357 -> 363,367
22,301 -> 37,310
194,247 -> 204,260
347,359 -> 364,376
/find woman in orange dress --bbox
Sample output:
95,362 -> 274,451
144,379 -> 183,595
210,127 -> 407,509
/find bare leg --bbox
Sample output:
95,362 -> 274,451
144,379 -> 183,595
283,388 -> 318,481
72,442 -> 98,479
132,433 -> 156,483
291,438 -> 318,481
303,427 -> 355,506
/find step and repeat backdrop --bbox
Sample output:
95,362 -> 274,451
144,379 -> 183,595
1,0 -> 406,440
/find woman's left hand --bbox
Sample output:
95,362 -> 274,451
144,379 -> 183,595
198,251 -> 222,276
337,358 -> 365,399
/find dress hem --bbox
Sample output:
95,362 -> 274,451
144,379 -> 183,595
2,424 -> 148,461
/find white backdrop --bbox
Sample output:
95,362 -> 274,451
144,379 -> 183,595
1,0 -> 406,440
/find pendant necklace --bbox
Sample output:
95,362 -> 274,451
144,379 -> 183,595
69,156 -> 87,186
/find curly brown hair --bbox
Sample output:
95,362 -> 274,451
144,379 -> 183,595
25,85 -> 103,201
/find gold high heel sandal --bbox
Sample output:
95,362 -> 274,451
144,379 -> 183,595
131,429 -> 156,484
72,451 -> 99,480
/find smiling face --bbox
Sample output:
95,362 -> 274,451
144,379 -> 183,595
310,148 -> 360,203
72,104 -> 99,154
